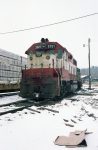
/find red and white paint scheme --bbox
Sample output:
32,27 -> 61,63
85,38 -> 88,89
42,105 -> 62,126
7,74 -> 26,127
20,38 -> 80,100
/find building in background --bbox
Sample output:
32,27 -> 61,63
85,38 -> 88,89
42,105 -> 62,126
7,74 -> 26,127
0,48 -> 27,83
81,66 -> 98,80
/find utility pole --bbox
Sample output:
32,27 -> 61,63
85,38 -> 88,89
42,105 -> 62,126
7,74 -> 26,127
88,38 -> 91,89
83,38 -> 91,89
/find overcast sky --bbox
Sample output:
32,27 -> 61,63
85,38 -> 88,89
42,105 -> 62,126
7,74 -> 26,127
0,0 -> 98,68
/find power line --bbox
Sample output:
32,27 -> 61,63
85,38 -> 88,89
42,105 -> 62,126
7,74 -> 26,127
0,12 -> 98,35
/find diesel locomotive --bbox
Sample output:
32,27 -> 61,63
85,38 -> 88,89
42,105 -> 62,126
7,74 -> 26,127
20,38 -> 81,100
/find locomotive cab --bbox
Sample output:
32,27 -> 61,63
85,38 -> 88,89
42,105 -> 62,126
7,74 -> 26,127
27,46 -> 56,69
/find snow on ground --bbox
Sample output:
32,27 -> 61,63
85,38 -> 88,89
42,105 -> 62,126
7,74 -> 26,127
0,83 -> 98,150
0,94 -> 25,105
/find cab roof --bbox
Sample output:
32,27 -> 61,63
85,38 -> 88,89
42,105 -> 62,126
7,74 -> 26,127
25,41 -> 67,54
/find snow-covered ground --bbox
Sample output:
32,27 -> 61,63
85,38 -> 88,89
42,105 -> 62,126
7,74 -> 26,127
0,94 -> 25,105
0,83 -> 98,150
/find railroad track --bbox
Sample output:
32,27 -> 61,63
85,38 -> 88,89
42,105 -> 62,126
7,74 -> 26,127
0,91 -> 81,117
0,91 -> 19,97
0,98 -> 59,116
0,100 -> 34,116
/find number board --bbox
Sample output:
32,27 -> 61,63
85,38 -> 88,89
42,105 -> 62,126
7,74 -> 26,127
35,44 -> 56,50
